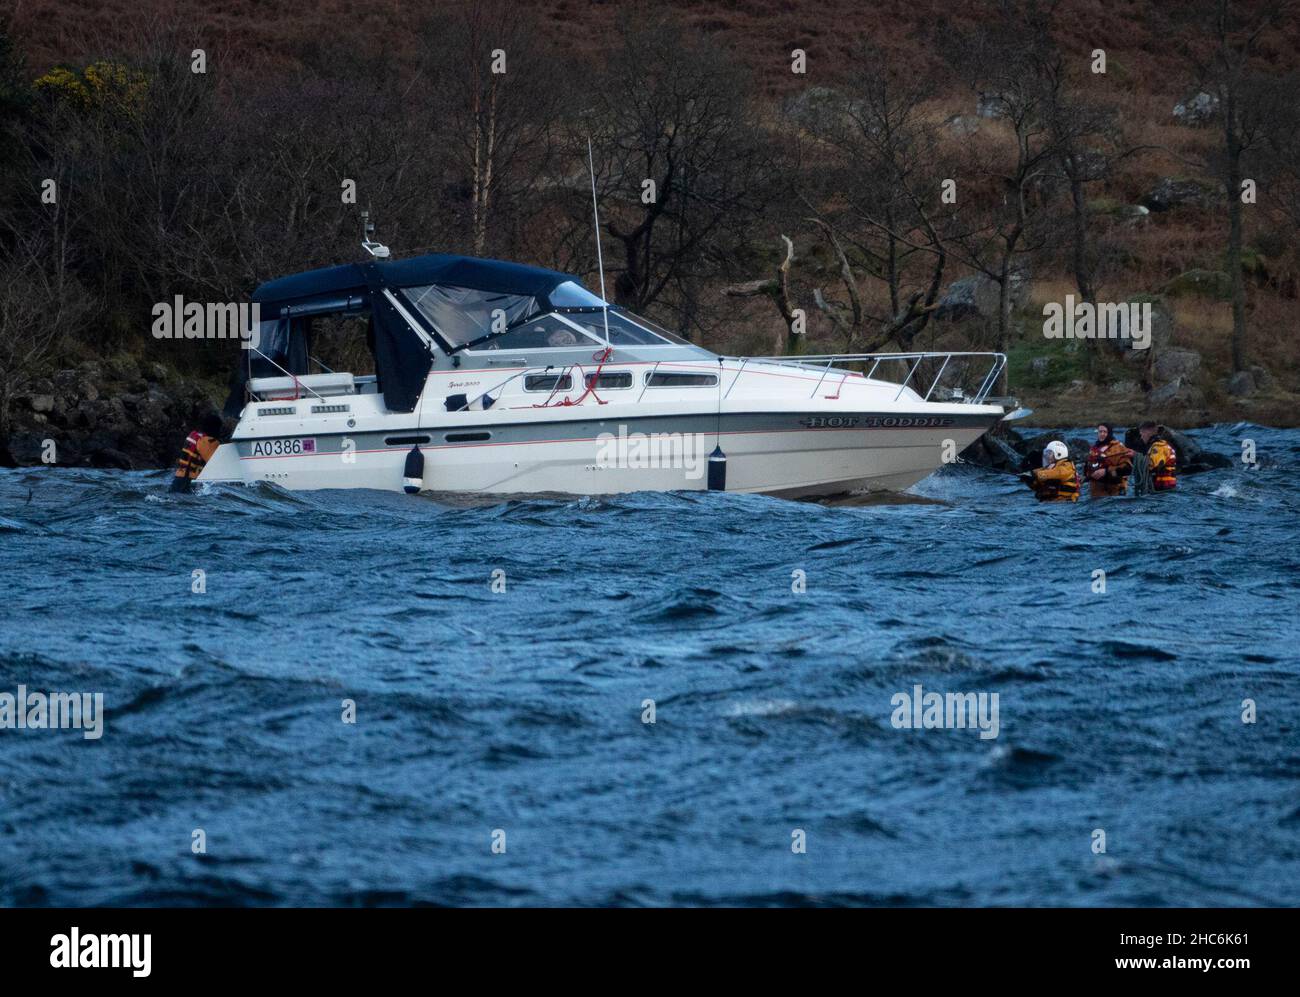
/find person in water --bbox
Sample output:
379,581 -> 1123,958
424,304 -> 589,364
1020,440 -> 1080,502
170,413 -> 223,493
1136,421 -> 1177,492
1084,423 -> 1134,499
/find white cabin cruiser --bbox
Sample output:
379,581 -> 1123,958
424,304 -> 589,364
200,253 -> 1013,498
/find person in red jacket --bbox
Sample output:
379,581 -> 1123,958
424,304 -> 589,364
170,413 -> 223,493
1084,423 -> 1134,499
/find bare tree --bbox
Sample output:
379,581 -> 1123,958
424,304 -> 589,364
1174,0 -> 1295,373
578,12 -> 778,333
798,41 -> 955,353
1040,66 -> 1131,309
1034,43 -> 1158,373
415,1 -> 569,259
944,2 -> 1063,364
0,232 -> 91,441
0,16 -> 28,173
721,235 -> 801,354
1259,71 -> 1300,229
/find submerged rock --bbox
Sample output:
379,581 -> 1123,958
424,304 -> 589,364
959,423 -> 1024,472
88,447 -> 134,470
971,423 -> 1230,477
1122,425 -> 1231,472
1017,431 -> 1091,469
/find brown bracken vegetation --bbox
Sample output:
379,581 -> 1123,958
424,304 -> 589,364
1,0 -> 1299,456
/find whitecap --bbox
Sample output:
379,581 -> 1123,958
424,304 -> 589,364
724,698 -> 798,717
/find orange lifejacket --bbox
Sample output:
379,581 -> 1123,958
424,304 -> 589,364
1085,439 -> 1133,498
1028,458 -> 1080,502
1147,437 -> 1177,490
174,431 -> 219,481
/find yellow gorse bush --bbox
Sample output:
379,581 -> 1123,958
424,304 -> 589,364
34,60 -> 148,112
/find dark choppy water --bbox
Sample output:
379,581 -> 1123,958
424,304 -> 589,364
1,423 -> 1298,907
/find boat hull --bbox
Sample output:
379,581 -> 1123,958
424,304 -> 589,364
198,408 -> 1002,498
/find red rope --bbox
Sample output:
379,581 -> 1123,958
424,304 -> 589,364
534,347 -> 613,408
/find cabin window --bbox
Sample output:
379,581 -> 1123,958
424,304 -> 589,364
645,372 -> 718,387
309,310 -> 376,377
585,371 -> 632,389
386,435 -> 431,446
445,432 -> 491,443
524,373 -> 573,391
402,284 -> 538,348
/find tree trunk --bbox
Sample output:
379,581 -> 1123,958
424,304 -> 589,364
996,252 -> 1015,396
997,262 -> 1012,352
1226,114 -> 1247,373
1069,176 -> 1106,374
885,206 -> 900,316
0,387 -> 12,453
471,83 -> 497,258
613,231 -> 639,308
1069,177 -> 1094,305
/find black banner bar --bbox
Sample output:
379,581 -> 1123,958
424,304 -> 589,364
0,907 -> 1280,983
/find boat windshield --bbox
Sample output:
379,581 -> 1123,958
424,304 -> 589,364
400,278 -> 694,351
466,307 -> 694,351
555,309 -> 694,347
545,282 -> 694,346
474,313 -> 604,351
548,280 -> 607,308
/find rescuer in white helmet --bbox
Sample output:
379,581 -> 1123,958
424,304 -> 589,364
1019,440 -> 1080,502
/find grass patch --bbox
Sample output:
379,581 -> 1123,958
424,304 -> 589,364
1006,338 -> 1090,389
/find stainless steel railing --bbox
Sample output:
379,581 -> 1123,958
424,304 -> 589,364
726,352 -> 1007,404
436,350 -> 1006,411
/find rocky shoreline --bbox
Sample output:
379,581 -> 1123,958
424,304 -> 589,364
0,358 -> 1251,475
0,359 -> 223,471
960,420 -> 1234,476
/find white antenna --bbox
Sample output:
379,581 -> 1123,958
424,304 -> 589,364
361,209 -> 390,259
587,137 -> 611,350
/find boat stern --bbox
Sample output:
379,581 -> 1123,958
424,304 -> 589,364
195,442 -> 243,485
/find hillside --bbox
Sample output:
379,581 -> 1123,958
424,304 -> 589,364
1,0 -> 1298,470
13,0 -> 1300,93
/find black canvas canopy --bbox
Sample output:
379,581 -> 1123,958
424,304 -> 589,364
250,254 -> 579,310
228,254 -> 587,415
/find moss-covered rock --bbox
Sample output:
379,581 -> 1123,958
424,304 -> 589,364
1162,269 -> 1231,300
1140,177 -> 1218,212
1124,294 -> 1175,349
